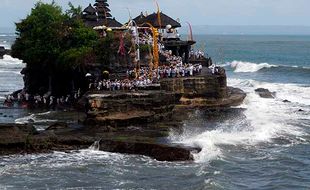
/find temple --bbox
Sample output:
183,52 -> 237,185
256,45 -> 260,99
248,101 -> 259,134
133,12 -> 196,65
82,0 -> 122,28
82,0 -> 211,70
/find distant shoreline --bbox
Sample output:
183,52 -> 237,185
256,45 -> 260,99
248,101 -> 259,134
2,25 -> 310,35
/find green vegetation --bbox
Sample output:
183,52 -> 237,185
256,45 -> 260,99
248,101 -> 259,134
11,2 -> 99,95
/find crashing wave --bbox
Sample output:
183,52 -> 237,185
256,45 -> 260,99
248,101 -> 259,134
229,61 -> 276,73
169,78 -> 309,163
226,60 -> 310,73
0,55 -> 24,64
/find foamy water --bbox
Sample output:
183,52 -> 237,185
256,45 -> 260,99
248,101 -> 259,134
169,78 -> 309,163
230,61 -> 276,73
1,34 -> 310,189
0,55 -> 24,101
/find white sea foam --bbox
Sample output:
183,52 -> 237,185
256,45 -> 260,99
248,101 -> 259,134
15,112 -> 57,124
228,60 -> 276,73
0,55 -> 24,65
169,78 -> 309,163
0,70 -> 21,75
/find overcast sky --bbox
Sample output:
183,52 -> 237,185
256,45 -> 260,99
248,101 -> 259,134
1,0 -> 309,28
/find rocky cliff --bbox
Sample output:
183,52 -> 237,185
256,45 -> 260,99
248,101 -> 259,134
84,91 -> 181,127
160,71 -> 246,108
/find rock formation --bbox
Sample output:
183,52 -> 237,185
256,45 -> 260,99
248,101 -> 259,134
255,88 -> 276,98
84,91 -> 181,126
0,123 -> 196,161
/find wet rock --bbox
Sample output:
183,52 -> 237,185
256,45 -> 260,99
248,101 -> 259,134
99,140 -> 194,161
46,122 -> 69,131
0,123 -> 197,161
255,88 -> 276,98
0,46 -> 5,59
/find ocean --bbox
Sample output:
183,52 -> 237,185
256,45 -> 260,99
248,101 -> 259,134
0,34 -> 309,189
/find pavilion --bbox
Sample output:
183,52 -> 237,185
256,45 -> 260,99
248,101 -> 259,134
82,0 -> 122,28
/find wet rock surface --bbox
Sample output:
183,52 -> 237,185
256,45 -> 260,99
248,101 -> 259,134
0,46 -> 10,59
255,88 -> 276,98
0,123 -> 195,161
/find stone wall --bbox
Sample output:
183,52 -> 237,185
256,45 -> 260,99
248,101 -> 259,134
160,74 -> 228,99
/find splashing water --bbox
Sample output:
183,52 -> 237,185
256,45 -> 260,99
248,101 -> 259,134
88,140 -> 101,151
169,78 -> 309,163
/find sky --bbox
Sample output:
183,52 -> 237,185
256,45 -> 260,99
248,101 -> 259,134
0,0 -> 310,34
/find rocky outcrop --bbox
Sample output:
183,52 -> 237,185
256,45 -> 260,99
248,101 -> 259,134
0,46 -> 5,59
0,123 -> 196,161
255,88 -> 276,98
160,74 -> 227,99
178,87 -> 246,108
0,46 -> 11,59
160,72 -> 246,108
84,91 -> 180,126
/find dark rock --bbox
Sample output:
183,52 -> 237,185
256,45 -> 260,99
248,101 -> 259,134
298,109 -> 304,112
0,123 -> 197,161
0,46 -> 5,59
0,46 -> 11,59
283,100 -> 291,103
255,88 -> 275,98
99,140 -> 194,161
46,122 -> 70,131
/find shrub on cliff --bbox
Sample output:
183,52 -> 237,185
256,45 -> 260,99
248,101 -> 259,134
11,2 -> 98,95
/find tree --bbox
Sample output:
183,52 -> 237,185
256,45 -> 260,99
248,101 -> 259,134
11,2 -> 99,96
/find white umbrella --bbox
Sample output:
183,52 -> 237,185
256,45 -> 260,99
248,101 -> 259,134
85,73 -> 92,77
93,25 -> 107,30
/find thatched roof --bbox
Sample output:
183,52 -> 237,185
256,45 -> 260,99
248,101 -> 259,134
137,12 -> 181,28
133,12 -> 146,24
84,18 -> 123,28
83,4 -> 97,14
94,2 -> 109,7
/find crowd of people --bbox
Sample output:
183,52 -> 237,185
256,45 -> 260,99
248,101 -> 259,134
190,49 -> 206,59
88,63 -> 203,91
3,90 -> 82,109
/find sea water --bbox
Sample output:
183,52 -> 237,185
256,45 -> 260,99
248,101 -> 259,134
0,34 -> 309,189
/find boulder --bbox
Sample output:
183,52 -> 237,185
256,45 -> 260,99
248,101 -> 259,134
99,140 -> 194,161
255,88 -> 276,98
0,46 -> 5,59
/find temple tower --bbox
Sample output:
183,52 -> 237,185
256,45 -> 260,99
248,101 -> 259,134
94,0 -> 112,19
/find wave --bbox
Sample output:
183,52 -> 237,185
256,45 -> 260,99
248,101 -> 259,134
226,60 -> 310,73
0,55 -> 23,63
229,61 -> 277,72
15,112 -> 57,125
169,78 -> 309,163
